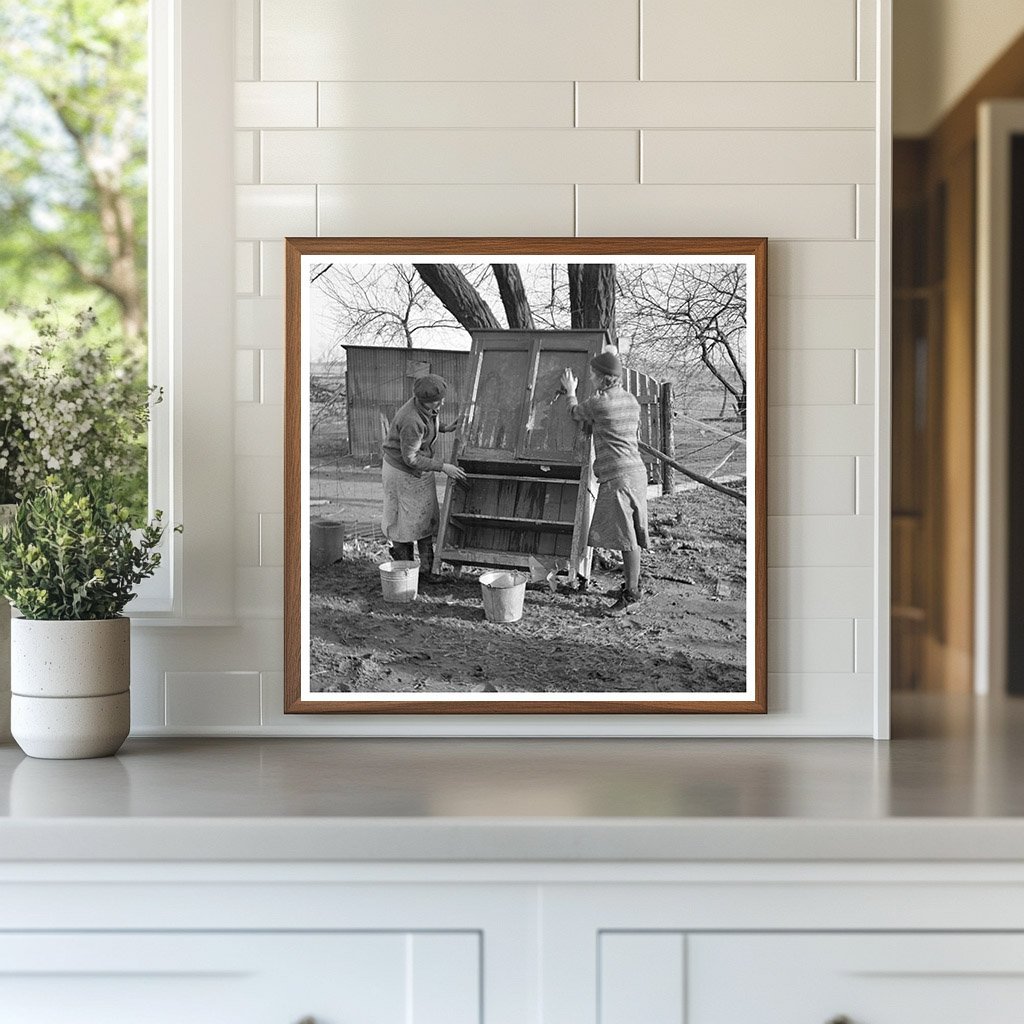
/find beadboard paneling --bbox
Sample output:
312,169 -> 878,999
260,0 -> 639,82
319,82 -> 574,128
260,129 -> 639,184
642,0 -> 858,81
577,184 -> 856,238
578,82 -> 874,129
317,184 -> 575,236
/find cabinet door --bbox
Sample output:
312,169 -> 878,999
462,336 -> 533,460
0,932 -> 480,1024
689,933 -> 1024,1024
519,345 -> 592,463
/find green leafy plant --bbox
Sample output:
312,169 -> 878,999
0,302 -> 155,515
0,478 -> 175,620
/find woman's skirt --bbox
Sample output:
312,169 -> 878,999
588,466 -> 649,551
381,461 -> 439,543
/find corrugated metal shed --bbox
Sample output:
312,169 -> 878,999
343,345 -> 473,461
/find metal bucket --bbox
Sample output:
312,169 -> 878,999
378,560 -> 419,603
479,571 -> 527,623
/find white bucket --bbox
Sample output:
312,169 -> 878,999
479,571 -> 528,623
378,560 -> 419,603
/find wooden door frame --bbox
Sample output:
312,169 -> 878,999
975,100 -> 1024,696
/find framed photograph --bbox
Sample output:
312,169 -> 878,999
284,238 -> 766,714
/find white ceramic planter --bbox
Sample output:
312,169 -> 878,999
10,617 -> 131,759
0,502 -> 15,744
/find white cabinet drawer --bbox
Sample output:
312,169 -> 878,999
0,932 -> 480,1024
688,933 -> 1024,1024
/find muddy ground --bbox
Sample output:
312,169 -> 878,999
309,483 -> 747,695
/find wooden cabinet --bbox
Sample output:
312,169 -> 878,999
438,328 -> 608,579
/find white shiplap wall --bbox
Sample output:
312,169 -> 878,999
133,0 -> 886,737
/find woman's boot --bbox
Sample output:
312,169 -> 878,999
389,541 -> 414,562
417,538 -> 443,583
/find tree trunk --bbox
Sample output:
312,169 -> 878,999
568,264 -> 585,328
491,264 -> 535,329
570,263 -> 617,345
413,264 -> 501,331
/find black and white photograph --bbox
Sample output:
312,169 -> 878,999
284,238 -> 766,714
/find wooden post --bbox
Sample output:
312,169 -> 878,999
660,381 -> 675,496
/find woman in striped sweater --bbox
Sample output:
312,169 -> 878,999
561,350 -> 649,616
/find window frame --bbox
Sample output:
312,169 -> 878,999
128,0 -> 236,624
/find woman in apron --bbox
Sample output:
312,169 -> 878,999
380,374 -> 465,583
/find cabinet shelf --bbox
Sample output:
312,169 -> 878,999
450,513 -> 574,532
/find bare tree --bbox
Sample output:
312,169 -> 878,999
313,263 -> 463,354
617,263 -> 747,422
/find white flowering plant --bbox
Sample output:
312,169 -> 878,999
0,478 -> 173,620
0,303 -> 156,519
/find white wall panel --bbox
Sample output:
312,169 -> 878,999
769,242 -> 875,296
857,183 -> 876,238
259,241 -> 285,297
234,131 -> 256,184
769,516 -> 873,568
859,0 -> 878,80
855,618 -> 874,674
319,82 -> 574,128
769,350 -> 856,406
236,82 -> 317,127
236,185 -> 316,237
259,514 -> 284,567
235,350 -> 259,403
260,349 -> 285,404
235,0 -> 256,80
856,349 -> 875,403
236,512 -> 261,567
318,184 -> 575,236
236,456 -> 284,512
165,672 -> 262,727
770,568 -> 874,619
261,130 -> 639,184
643,130 -> 874,185
261,0 -> 639,82
235,568 -> 284,618
578,184 -> 855,238
770,297 -> 875,349
235,298 -> 285,350
235,242 -> 256,294
579,82 -> 874,129
769,406 -> 874,456
765,672 -> 873,731
235,404 -> 284,458
642,0 -> 858,81
856,455 -> 875,514
201,0 -> 887,736
768,619 -> 856,673
768,457 -> 856,515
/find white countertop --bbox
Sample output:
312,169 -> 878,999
2,693 -> 1023,862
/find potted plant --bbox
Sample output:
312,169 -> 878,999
0,479 -> 171,758
0,302 -> 156,746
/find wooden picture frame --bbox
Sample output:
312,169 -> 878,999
284,237 -> 767,715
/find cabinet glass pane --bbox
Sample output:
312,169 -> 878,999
465,347 -> 531,456
520,349 -> 590,460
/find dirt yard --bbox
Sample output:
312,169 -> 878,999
309,484 -> 747,695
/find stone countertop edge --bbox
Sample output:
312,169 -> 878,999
2,817 -> 1024,862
